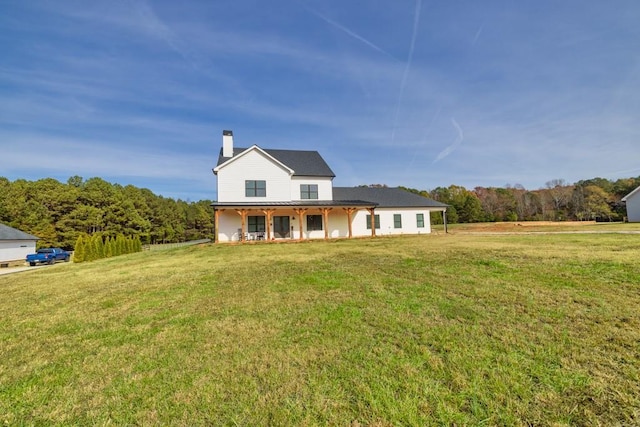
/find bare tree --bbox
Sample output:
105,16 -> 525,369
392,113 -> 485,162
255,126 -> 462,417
545,179 -> 573,220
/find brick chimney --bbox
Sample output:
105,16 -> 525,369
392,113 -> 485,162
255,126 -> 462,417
222,130 -> 233,158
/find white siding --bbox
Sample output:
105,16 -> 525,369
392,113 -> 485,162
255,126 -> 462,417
0,240 -> 37,263
217,211 -> 244,242
350,208 -> 432,237
626,191 -> 640,222
217,149 -> 292,202
290,176 -> 333,201
325,210 -> 355,238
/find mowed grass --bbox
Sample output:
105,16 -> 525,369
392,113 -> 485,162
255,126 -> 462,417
1,233 -> 639,426
436,221 -> 640,234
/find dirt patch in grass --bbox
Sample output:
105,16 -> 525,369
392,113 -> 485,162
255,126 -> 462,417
455,221 -> 595,232
438,220 -> 640,234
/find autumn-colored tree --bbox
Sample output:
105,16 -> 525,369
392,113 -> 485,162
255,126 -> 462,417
583,185 -> 614,221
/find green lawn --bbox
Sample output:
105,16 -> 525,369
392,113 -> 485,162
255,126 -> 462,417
1,233 -> 639,425
434,220 -> 640,234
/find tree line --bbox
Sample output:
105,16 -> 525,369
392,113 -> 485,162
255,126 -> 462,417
2,175 -> 638,251
403,176 -> 640,224
0,176 -> 215,250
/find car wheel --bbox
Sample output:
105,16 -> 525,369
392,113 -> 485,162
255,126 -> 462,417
29,262 -> 36,267
64,256 -> 70,262
48,259 -> 55,265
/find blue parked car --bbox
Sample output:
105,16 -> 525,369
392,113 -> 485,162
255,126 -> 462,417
26,248 -> 71,266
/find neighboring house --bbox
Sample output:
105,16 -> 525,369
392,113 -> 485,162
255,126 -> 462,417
622,186 -> 640,222
211,130 -> 448,243
0,223 -> 39,264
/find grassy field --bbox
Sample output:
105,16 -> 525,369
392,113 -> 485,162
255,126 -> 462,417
1,231 -> 639,425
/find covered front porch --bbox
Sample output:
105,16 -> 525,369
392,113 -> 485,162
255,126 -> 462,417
211,201 -> 378,243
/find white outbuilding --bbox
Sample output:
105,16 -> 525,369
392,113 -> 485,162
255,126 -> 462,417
0,223 -> 39,265
622,186 -> 640,222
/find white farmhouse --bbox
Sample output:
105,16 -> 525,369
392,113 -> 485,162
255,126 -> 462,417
622,186 -> 640,222
211,130 -> 448,242
0,223 -> 39,265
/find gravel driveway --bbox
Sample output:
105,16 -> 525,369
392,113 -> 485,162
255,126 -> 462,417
0,263 -> 64,276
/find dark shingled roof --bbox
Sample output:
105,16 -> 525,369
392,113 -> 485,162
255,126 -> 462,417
217,147 -> 336,177
0,223 -> 39,241
333,187 -> 448,209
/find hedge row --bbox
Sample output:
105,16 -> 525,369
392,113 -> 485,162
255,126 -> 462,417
73,234 -> 142,263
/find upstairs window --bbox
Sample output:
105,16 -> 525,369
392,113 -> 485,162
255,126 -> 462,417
366,214 -> 380,229
245,180 -> 266,197
416,213 -> 425,228
300,184 -> 318,199
393,214 -> 402,229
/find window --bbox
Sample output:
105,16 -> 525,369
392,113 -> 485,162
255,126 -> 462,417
416,213 -> 425,228
366,214 -> 380,229
245,180 -> 266,197
300,184 -> 318,199
393,214 -> 402,229
248,216 -> 266,232
306,215 -> 323,231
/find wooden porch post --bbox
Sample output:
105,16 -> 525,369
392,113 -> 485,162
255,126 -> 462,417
367,208 -> 376,237
293,208 -> 307,240
235,209 -> 249,242
262,209 -> 275,241
214,209 -> 220,243
343,207 -> 356,238
320,208 -> 332,239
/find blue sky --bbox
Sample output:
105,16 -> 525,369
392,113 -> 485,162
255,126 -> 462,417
2,1 -> 639,201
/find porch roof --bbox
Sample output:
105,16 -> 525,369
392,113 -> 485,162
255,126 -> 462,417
211,200 -> 377,209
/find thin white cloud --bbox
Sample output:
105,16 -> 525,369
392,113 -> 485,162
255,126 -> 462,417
433,117 -> 464,163
129,0 -> 205,72
472,23 -> 484,46
391,0 -> 423,143
306,7 -> 398,61
406,106 -> 442,172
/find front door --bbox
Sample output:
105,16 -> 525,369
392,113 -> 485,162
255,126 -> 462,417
273,216 -> 290,238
